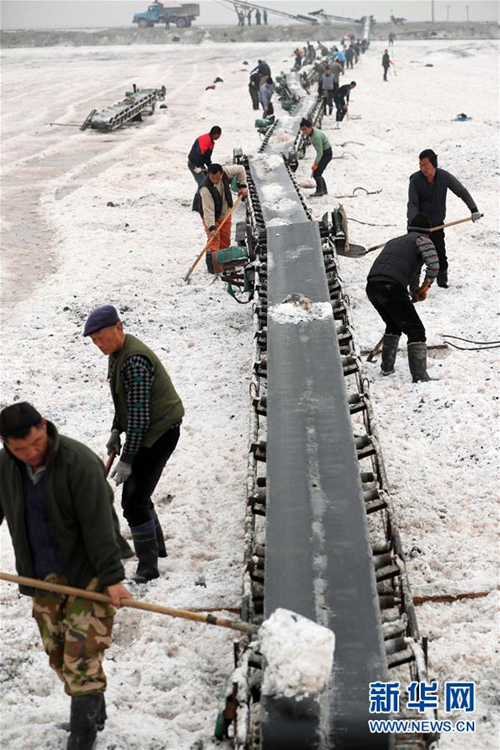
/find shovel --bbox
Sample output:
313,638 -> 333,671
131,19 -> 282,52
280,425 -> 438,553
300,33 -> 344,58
183,195 -> 243,283
339,214 -> 482,259
0,571 -> 257,635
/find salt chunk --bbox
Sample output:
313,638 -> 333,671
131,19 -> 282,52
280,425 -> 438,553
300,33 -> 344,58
259,608 -> 335,697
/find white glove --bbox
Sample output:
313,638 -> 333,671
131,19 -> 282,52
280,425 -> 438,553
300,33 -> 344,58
111,460 -> 132,486
471,211 -> 482,222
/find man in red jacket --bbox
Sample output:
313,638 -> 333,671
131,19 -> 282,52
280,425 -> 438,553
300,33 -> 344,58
187,126 -> 222,186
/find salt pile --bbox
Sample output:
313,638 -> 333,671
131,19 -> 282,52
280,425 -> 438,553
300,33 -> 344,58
259,608 -> 335,697
262,196 -> 296,213
270,128 -> 294,144
269,300 -> 332,325
253,153 -> 283,175
261,183 -> 283,201
267,217 -> 292,227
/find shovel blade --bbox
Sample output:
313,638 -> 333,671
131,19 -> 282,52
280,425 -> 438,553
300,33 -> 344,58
336,243 -> 370,258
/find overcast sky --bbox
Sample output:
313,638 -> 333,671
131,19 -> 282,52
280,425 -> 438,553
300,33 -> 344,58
0,0 -> 498,30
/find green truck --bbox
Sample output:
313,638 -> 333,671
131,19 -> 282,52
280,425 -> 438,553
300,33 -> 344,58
133,1 -> 200,28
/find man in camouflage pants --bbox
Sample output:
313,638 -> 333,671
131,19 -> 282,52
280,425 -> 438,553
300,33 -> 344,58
0,402 -> 130,750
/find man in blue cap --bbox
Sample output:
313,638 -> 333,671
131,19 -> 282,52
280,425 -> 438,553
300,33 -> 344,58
83,306 -> 184,584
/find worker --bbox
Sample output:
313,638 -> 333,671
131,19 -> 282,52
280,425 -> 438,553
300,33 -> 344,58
366,213 -> 439,382
335,48 -> 346,71
407,149 -> 481,288
293,48 -> 303,70
187,125 -> 222,187
319,65 -> 336,115
334,80 -> 356,121
84,305 -> 184,584
255,8 -> 261,25
192,163 -> 248,271
300,118 -> 332,197
388,31 -> 395,46
0,401 -> 131,750
382,49 -> 393,80
249,71 -> 260,110
251,59 -> 271,84
263,9 -> 268,24
259,77 -> 275,120
345,45 -> 355,69
237,10 -> 244,26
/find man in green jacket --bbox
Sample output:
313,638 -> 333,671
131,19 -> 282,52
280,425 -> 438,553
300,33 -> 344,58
0,401 -> 130,750
300,118 -> 333,197
84,305 -> 184,584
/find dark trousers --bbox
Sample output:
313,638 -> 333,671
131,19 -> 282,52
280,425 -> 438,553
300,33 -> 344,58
323,89 -> 334,114
249,85 -> 260,110
334,94 -> 347,121
366,281 -> 426,343
188,160 -> 205,187
315,147 -> 332,179
383,65 -> 389,80
121,424 -> 181,527
431,229 -> 447,273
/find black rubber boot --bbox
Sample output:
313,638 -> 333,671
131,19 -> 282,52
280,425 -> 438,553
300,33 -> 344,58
311,176 -> 324,197
437,270 -> 449,288
381,334 -> 400,375
112,506 -> 134,559
320,176 -> 328,195
408,342 -> 432,382
130,522 -> 160,584
66,694 -> 103,750
96,694 -> 107,732
152,509 -> 167,558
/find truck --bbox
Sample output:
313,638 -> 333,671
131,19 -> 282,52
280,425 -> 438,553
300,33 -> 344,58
133,1 -> 200,28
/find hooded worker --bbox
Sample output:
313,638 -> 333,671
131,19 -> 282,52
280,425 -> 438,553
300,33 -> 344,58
365,212 -> 439,382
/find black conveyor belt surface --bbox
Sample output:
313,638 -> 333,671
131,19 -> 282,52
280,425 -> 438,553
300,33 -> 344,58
261,221 -> 389,749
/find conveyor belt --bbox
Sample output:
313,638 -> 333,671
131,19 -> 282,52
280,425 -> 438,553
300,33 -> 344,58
234,58 -> 435,750
261,223 -> 389,749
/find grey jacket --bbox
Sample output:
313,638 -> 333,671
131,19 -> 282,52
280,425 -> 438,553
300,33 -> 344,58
407,168 -> 477,226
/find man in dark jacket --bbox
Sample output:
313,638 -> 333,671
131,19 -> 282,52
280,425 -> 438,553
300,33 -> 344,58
84,305 -> 184,584
251,59 -> 271,84
382,49 -> 392,80
366,213 -> 439,382
334,81 -> 356,121
249,71 -> 260,110
187,126 -> 222,186
407,149 -> 481,287
0,402 -> 130,750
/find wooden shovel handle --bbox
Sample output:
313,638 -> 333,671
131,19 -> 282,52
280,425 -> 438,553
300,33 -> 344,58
184,195 -> 244,283
105,449 -> 117,477
0,571 -> 257,635
367,214 -> 482,254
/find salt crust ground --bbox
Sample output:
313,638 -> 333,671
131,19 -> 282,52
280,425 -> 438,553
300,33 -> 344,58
0,39 -> 498,749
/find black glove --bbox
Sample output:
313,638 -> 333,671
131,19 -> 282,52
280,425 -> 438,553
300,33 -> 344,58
208,225 -> 217,232
106,430 -> 121,456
